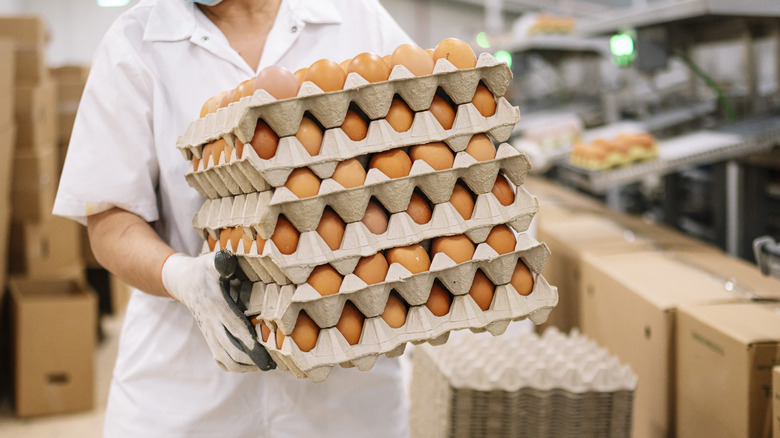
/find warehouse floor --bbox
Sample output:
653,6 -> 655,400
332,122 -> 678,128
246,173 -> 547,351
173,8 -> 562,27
0,312 -> 124,437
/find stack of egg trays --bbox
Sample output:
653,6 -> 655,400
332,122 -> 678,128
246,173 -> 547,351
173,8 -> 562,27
177,52 -> 559,381
409,329 -> 637,438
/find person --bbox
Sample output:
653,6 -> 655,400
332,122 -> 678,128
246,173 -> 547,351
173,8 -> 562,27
53,0 -> 414,436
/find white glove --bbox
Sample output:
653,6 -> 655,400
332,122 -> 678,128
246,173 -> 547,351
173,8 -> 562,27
161,251 -> 274,372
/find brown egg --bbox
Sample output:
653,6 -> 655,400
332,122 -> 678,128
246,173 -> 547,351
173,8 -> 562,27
254,318 -> 271,342
228,227 -> 247,252
472,83 -> 496,117
465,134 -> 496,162
383,54 -> 392,65
294,67 -> 308,85
341,110 -> 368,141
271,216 -> 299,255
201,142 -> 215,168
304,59 -> 346,92
353,253 -> 389,285
336,302 -> 364,345
405,191 -> 432,225
213,138 -> 229,164
449,182 -> 475,220
219,228 -> 231,251
236,78 -> 255,100
391,43 -> 434,76
339,58 -> 352,73
511,261 -> 534,296
235,139 -> 245,159
316,208 -> 345,251
255,234 -> 266,254
386,243 -> 431,274
361,199 -> 388,234
425,48 -> 434,57
291,312 -> 319,352
254,65 -> 300,99
468,270 -> 495,311
296,116 -> 323,156
192,154 -> 201,171
347,52 -> 391,83
491,175 -> 515,206
428,94 -> 456,130
409,142 -> 454,170
381,293 -> 407,328
431,234 -> 475,264
385,97 -> 414,132
207,233 -> 217,251
425,282 -> 451,316
433,38 -> 477,69
219,89 -> 236,108
369,148 -> 412,179
486,225 -> 516,255
276,330 -> 285,348
332,158 -> 366,188
306,264 -> 343,296
199,95 -> 216,118
284,167 -> 321,199
250,120 -> 279,159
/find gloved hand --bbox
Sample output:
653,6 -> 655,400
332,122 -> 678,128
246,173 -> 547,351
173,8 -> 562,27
161,250 -> 275,372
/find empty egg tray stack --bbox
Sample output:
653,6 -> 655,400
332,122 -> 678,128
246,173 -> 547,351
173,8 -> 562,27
177,52 -> 559,382
410,328 -> 637,438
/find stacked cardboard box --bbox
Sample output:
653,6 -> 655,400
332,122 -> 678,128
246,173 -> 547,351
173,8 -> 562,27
0,37 -> 16,317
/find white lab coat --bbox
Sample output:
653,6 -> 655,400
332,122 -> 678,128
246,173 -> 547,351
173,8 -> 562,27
53,0 -> 414,436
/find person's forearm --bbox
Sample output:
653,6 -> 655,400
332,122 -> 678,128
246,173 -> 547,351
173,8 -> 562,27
87,207 -> 177,298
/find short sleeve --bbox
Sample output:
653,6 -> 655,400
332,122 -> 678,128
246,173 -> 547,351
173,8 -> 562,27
53,21 -> 159,226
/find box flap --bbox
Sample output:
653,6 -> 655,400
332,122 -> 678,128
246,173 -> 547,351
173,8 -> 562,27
681,302 -> 780,345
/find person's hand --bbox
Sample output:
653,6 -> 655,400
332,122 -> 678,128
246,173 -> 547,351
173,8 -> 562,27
161,251 -> 275,372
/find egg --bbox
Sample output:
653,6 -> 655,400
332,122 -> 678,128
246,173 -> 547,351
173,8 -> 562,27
425,48 -> 434,57
199,95 -> 217,118
383,54 -> 392,65
425,282 -> 451,316
236,78 -> 255,100
207,233 -> 217,251
341,109 -> 368,141
449,182 -> 475,220
336,302 -> 364,345
511,260 -> 534,296
271,216 -> 299,255
405,191 -> 432,225
255,234 -> 266,254
472,83 -> 496,117
250,120 -> 279,159
465,134 -> 496,161
284,167 -> 321,199
296,116 -> 323,156
468,270 -> 495,311
291,311 -> 319,352
391,43 -> 434,76
219,228 -> 231,250
332,158 -> 367,188
235,139 -> 245,159
228,227 -> 248,252
433,38 -> 477,69
491,175 -> 515,206
254,65 -> 300,100
219,89 -> 236,108
192,154 -> 201,171
276,329 -> 285,348
255,318 -> 271,342
201,142 -> 215,168
386,243 -> 431,274
369,148 -> 412,179
339,58 -> 352,73
306,264 -> 343,296
304,59 -> 346,92
294,67 -> 308,85
347,52 -> 391,83
209,139 -> 226,165
486,225 -> 516,255
431,234 -> 475,264
316,208 -> 345,250
353,253 -> 389,285
428,94 -> 456,130
361,199 -> 388,234
381,293 -> 407,328
409,141 -> 454,170
385,97 -> 414,132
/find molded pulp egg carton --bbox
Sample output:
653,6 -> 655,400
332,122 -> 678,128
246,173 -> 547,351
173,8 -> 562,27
241,235 -> 558,383
185,98 -> 519,200
410,328 -> 636,438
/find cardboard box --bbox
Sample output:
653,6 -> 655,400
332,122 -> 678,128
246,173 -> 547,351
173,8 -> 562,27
677,302 -> 780,438
11,142 -> 58,222
0,122 -> 16,206
580,251 -> 745,438
674,250 -> 780,300
14,78 -> 58,149
8,214 -> 84,277
0,16 -> 48,86
10,275 -> 97,417
774,366 -> 780,438
57,111 -> 77,146
0,38 -> 14,127
110,273 -> 132,315
51,65 -> 89,104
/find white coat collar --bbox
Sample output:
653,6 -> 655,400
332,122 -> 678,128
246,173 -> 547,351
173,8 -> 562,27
143,0 -> 341,43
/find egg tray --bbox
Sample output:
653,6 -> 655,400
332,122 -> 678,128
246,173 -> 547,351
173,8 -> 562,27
219,186 -> 538,285
246,233 -> 550,336
193,143 -> 530,240
184,98 -> 519,200
253,270 -> 557,383
176,52 -> 513,154
568,142 -> 659,171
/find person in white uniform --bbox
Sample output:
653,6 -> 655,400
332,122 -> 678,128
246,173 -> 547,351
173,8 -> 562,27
53,0 -> 414,436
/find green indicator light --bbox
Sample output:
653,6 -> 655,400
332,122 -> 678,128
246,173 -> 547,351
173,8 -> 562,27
494,50 -> 512,68
610,33 -> 634,57
476,32 -> 490,49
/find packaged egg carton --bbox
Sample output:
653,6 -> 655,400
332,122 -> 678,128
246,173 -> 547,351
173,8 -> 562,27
410,328 -> 636,438
227,185 -> 538,285
193,143 -> 530,240
249,233 -> 550,333
184,97 -> 519,200
176,52 -> 513,154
